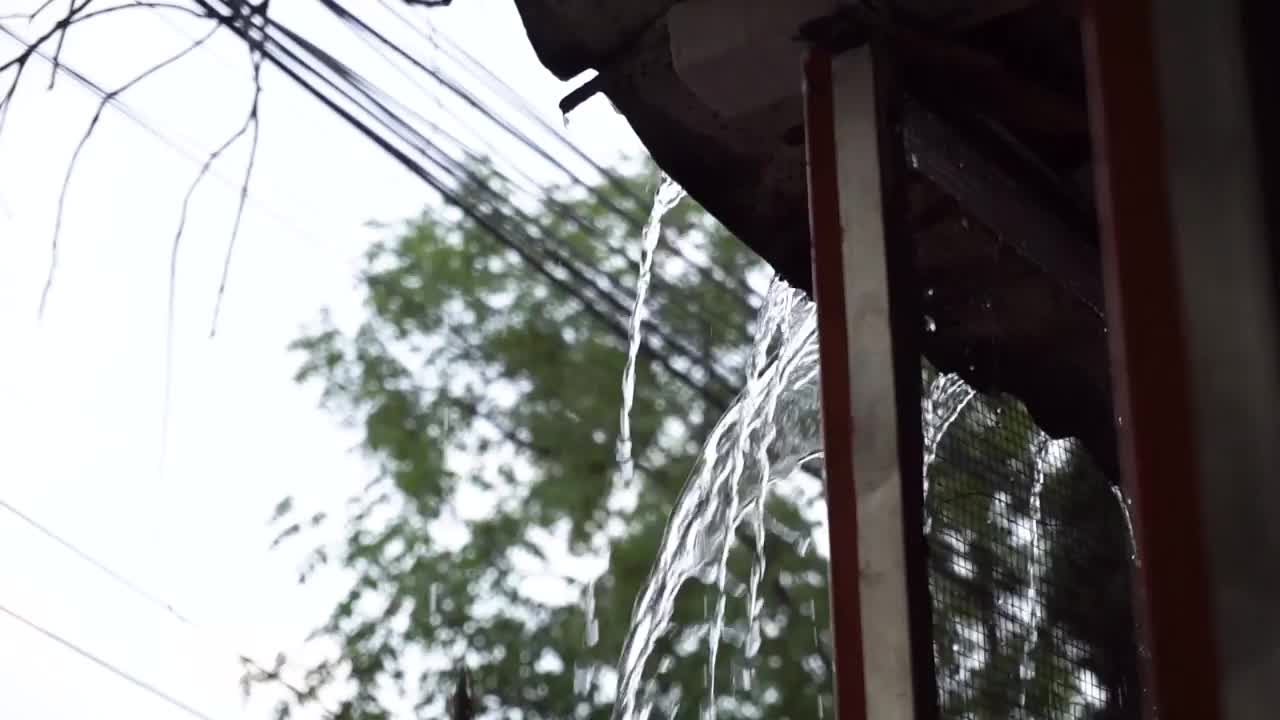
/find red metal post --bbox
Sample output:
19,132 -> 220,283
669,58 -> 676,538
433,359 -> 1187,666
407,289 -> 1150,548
1080,3 -> 1222,719
804,46 -> 870,720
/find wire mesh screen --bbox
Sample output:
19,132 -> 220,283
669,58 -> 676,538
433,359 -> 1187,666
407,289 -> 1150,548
921,364 -> 1142,720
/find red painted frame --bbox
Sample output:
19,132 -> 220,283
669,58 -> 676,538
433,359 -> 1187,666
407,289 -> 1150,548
804,46 -> 870,720
1081,2 -> 1222,718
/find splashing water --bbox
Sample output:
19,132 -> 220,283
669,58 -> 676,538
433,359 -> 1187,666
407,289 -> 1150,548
617,173 -> 686,490
611,278 -> 822,720
922,373 -> 976,534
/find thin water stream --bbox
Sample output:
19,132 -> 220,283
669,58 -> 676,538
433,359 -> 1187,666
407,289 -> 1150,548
1016,438 -> 1057,711
616,174 -> 686,490
584,173 -> 685,710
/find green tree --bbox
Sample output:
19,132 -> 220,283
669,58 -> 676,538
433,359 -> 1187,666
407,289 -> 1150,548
261,162 -> 834,719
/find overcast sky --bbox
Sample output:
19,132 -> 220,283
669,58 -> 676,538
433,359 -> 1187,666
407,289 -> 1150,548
0,2 -> 642,718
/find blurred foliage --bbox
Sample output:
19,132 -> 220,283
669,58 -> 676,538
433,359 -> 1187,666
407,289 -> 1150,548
924,366 -> 1139,720
260,161 -> 833,719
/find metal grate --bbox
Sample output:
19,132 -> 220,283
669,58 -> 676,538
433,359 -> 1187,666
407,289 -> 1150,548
921,364 -> 1141,720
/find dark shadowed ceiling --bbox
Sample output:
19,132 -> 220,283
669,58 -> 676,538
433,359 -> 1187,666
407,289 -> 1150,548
511,0 -> 1116,475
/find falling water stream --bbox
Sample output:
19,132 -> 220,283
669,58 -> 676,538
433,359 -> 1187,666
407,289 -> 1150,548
1016,437 -> 1059,711
583,173 -> 685,708
611,277 -> 822,720
616,173 -> 686,489
603,199 -> 978,716
604,175 -> 1111,720
922,373 -> 976,535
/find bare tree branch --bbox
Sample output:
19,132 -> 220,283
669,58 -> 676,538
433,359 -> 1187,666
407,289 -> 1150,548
161,108 -> 251,433
0,1 -> 206,75
27,24 -> 217,316
0,0 -> 60,23
210,6 -> 268,336
48,1 -> 91,90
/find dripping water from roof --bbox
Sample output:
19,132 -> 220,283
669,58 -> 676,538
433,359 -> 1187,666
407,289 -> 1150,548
611,277 -> 822,720
617,173 -> 685,492
582,172 -> 684,709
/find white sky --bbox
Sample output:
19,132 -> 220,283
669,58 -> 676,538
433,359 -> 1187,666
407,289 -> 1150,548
0,2 -> 642,718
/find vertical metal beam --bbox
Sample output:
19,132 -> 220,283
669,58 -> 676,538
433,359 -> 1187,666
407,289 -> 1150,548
806,41 -> 933,720
806,46 -> 870,720
1083,0 -> 1280,717
1143,0 -> 1280,717
1080,3 -> 1221,719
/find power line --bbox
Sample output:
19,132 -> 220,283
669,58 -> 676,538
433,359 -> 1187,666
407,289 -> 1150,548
0,498 -> 193,623
0,496 -> 331,715
8,3 -> 746,397
375,0 -> 762,306
289,1 -> 743,398
0,602 -> 221,720
146,2 -> 752,385
181,0 -> 737,408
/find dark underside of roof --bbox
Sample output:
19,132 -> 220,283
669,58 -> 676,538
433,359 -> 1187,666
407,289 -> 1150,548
512,0 -> 1117,477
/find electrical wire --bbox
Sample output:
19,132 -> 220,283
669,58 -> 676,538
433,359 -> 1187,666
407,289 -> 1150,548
183,0 -> 737,407
374,0 -> 762,305
0,602 -> 221,720
141,0 -> 752,385
0,496 -> 333,715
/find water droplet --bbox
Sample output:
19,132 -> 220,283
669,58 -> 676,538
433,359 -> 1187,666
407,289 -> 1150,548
909,153 -> 920,169
584,578 -> 599,647
745,624 -> 762,657
574,663 -> 597,696
925,316 -> 937,333
925,287 -> 935,298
